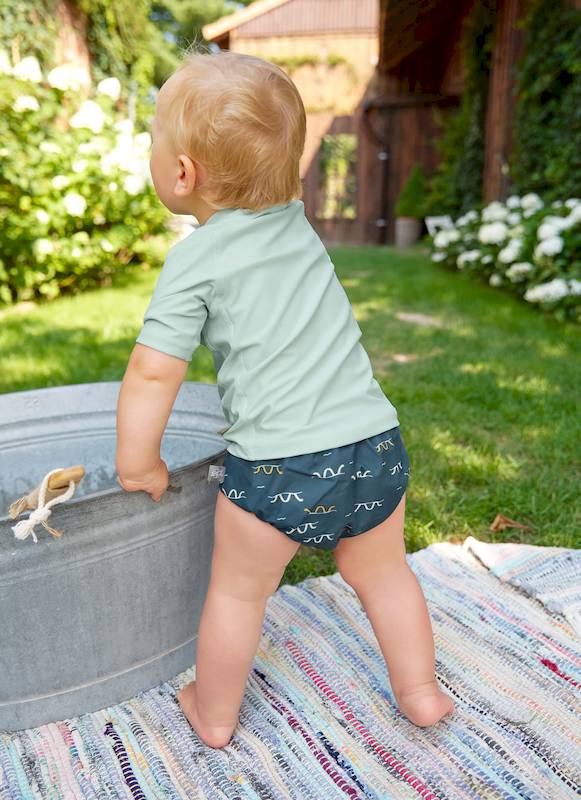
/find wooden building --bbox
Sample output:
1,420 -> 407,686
203,0 -> 381,244
204,0 -> 558,245
375,0 -> 535,241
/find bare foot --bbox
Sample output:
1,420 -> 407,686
176,681 -> 234,749
395,679 -> 455,727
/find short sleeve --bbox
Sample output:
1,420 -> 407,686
135,232 -> 214,362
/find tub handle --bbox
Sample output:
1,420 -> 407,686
9,466 -> 84,543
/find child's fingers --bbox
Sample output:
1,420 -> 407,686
116,472 -> 167,501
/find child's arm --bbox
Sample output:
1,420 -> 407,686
115,342 -> 188,501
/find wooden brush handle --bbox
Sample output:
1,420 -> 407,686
47,466 -> 85,489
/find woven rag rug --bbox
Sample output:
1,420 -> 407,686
1,536 -> 580,799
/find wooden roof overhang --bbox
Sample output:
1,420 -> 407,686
379,0 -> 471,71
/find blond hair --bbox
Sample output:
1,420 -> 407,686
164,47 -> 306,212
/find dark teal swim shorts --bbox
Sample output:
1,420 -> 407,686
220,426 -> 411,550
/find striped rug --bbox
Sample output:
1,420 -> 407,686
1,537 -> 579,799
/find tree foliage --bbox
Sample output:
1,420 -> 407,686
150,0 -> 255,85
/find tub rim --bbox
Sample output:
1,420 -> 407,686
0,379 -> 228,525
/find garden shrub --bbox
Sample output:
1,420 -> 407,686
429,194 -> 580,322
395,165 -> 429,219
0,56 -> 170,305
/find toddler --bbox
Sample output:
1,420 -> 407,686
115,48 -> 454,750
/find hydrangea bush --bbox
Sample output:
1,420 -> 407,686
429,193 -> 581,322
0,55 -> 170,305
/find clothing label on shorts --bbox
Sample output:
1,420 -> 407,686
208,464 -> 226,483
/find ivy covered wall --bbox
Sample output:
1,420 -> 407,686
426,0 -> 497,216
427,0 -> 580,216
510,0 -> 581,199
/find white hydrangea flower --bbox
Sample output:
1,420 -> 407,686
456,210 -> 479,227
33,238 -> 54,256
0,49 -> 11,75
457,250 -> 480,268
506,195 -> 521,209
482,201 -> 508,222
78,142 -> 97,155
35,209 -> 50,224
72,159 -> 89,174
521,192 -> 543,211
482,255 -> 494,264
100,238 -> 114,252
534,236 -> 564,259
507,212 -> 521,226
114,118 -> 134,135
134,131 -> 152,151
506,262 -> 533,282
12,56 -> 42,83
123,174 -> 146,195
78,136 -> 109,155
478,222 -> 508,244
51,175 -> 70,190
47,63 -> 90,91
101,152 -> 118,176
13,95 -> 39,112
568,279 -> 581,295
564,198 -> 579,209
70,100 -> 106,134
63,192 -> 87,216
434,230 -> 451,248
125,154 -> 149,176
498,239 -> 522,263
40,141 -> 61,154
537,220 -> 564,240
551,201 -> 563,208
564,204 -> 581,226
114,131 -> 133,152
101,133 -> 148,178
524,278 -> 569,303
97,77 -> 121,101
431,252 -> 446,262
489,274 -> 503,286
108,181 -> 118,191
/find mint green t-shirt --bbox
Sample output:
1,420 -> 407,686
136,199 -> 400,460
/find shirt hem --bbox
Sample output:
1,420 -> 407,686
223,411 -> 400,461
135,333 -> 192,362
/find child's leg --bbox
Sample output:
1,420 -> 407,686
177,491 -> 300,748
332,493 -> 454,727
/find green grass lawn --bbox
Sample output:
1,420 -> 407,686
1,245 -> 579,585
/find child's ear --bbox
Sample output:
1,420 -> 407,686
174,154 -> 198,196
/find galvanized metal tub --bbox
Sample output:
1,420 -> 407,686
0,381 -> 227,733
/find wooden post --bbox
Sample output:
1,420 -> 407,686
483,0 -> 530,201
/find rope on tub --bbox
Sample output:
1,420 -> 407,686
8,466 -> 84,543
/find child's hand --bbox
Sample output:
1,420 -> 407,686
116,459 -> 169,502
